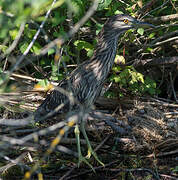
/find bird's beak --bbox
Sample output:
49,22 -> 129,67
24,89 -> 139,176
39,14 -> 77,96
134,20 -> 155,28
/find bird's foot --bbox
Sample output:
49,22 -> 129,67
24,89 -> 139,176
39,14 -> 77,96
85,143 -> 104,167
78,151 -> 95,171
80,121 -> 104,167
75,123 -> 104,171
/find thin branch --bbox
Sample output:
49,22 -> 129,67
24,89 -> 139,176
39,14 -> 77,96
145,13 -> 178,23
0,117 -> 33,126
150,30 -> 178,45
141,0 -> 169,19
4,71 -> 42,83
0,152 -> 28,173
1,22 -> 25,58
169,72 -> 178,102
40,0 -> 99,56
136,0 -> 157,17
9,0 -> 57,74
136,31 -> 178,53
149,36 -> 178,47
133,56 -> 178,67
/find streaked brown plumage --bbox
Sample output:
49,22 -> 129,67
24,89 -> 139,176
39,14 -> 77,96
34,14 -> 154,121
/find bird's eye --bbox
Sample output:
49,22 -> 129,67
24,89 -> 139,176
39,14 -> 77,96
123,19 -> 129,24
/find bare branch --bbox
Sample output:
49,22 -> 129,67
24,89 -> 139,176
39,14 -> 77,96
8,0 -> 57,74
40,0 -> 99,56
133,56 -> 178,67
1,22 -> 25,58
145,14 -> 178,24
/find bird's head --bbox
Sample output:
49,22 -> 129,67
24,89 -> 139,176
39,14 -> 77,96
104,14 -> 155,35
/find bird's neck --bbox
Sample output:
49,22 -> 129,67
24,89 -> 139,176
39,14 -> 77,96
89,32 -> 120,82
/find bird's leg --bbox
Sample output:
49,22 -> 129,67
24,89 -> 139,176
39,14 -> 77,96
80,120 -> 104,166
74,124 -> 94,170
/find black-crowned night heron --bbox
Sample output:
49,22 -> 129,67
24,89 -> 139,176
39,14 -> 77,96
34,14 -> 154,167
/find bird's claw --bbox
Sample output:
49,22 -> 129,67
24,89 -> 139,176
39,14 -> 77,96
86,146 -> 104,166
75,123 -> 104,170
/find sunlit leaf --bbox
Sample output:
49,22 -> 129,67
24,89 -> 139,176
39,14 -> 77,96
34,79 -> 54,91
148,32 -> 156,39
19,42 -> 28,53
137,28 -> 144,35
48,48 -> 56,55
146,47 -> 153,52
114,55 -> 125,65
32,42 -> 41,55
98,0 -> 112,10
9,29 -> 18,40
114,10 -> 123,15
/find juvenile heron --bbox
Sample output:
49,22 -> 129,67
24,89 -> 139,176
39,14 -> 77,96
34,14 -> 154,166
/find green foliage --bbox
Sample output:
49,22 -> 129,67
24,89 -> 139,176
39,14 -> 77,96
70,0 -> 85,17
1,0 -> 176,97
51,11 -> 66,27
109,65 -> 160,96
74,40 -> 94,57
0,0 -> 51,39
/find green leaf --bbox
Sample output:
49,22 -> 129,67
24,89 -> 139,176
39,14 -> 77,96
52,11 -> 66,27
37,79 -> 50,88
148,32 -> 155,39
112,66 -> 122,72
113,76 -> 121,83
0,45 -> 8,52
26,29 -> 36,39
74,40 -> 93,50
98,0 -> 112,10
146,47 -> 153,52
126,7 -> 133,13
87,49 -> 94,58
136,72 -> 144,83
53,27 -> 66,37
96,23 -> 103,35
145,77 -> 156,88
137,28 -> 144,35
9,29 -> 18,40
40,59 -> 48,66
104,91 -> 116,98
172,166 -> 178,173
71,0 -> 85,17
74,40 -> 94,57
148,88 -> 156,95
31,42 -> 41,55
114,10 -> 123,15
19,42 -> 29,53
48,48 -> 56,55
121,78 -> 127,85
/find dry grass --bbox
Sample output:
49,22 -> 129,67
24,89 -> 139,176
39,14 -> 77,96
0,92 -> 178,179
